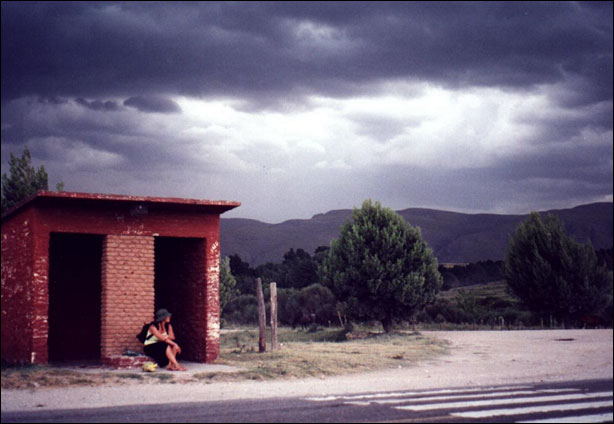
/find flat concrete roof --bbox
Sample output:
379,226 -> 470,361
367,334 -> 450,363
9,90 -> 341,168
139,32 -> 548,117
2,191 -> 241,220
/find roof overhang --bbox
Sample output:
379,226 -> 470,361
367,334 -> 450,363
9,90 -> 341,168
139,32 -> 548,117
2,191 -> 241,221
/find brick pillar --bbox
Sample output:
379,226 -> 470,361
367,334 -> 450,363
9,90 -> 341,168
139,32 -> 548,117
178,239 -> 208,362
100,235 -> 154,361
31,233 -> 50,364
205,238 -> 221,362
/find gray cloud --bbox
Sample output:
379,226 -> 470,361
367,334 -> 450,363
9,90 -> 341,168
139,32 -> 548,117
1,2 -> 612,223
123,96 -> 181,114
349,113 -> 420,143
76,98 -> 122,112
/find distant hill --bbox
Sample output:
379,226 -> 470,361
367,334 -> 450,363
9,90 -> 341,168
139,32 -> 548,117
220,202 -> 613,267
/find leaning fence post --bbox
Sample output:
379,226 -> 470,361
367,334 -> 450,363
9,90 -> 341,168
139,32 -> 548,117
270,282 -> 278,350
255,277 -> 266,352
337,310 -> 345,327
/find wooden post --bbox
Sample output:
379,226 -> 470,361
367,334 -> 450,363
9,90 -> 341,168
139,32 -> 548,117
255,278 -> 266,352
337,310 -> 345,327
270,282 -> 278,350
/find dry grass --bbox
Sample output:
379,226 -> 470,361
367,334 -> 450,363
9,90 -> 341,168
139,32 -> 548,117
1,366 -> 120,389
1,327 -> 448,389
210,326 -> 448,381
0,365 -> 183,389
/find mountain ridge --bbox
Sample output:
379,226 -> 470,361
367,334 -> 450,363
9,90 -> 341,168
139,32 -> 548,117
220,202 -> 613,266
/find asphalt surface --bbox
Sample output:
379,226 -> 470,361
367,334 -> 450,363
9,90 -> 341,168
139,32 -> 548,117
2,379 -> 612,423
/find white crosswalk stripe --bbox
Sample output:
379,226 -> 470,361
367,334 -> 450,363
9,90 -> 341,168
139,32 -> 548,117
395,391 -> 612,411
346,388 -> 578,406
453,400 -> 613,418
517,412 -> 614,423
306,385 -> 533,401
305,384 -> 614,422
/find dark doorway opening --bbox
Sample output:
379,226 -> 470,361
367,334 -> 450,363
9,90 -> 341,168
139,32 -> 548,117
48,233 -> 103,363
154,237 -> 207,362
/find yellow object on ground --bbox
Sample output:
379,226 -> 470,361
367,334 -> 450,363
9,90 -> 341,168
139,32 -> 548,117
142,361 -> 158,372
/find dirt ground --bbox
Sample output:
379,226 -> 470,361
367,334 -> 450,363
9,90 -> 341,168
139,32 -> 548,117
414,329 -> 613,385
2,329 -> 612,412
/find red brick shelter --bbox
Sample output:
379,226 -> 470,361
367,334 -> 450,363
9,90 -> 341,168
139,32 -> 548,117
1,191 -> 239,366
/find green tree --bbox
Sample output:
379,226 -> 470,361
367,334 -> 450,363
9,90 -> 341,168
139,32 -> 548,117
503,212 -> 613,327
219,257 -> 238,312
1,147 -> 49,214
320,200 -> 442,332
280,248 -> 319,289
228,253 -> 257,295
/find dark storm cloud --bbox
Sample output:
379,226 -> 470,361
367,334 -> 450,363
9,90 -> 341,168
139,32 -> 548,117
123,96 -> 181,113
1,2 -> 611,108
76,98 -> 122,112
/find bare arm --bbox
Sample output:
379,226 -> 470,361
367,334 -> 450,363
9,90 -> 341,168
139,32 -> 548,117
167,323 -> 176,341
167,324 -> 181,353
149,324 -> 175,346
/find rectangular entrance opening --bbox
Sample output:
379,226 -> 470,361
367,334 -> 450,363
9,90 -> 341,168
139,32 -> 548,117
154,237 -> 207,362
48,233 -> 103,363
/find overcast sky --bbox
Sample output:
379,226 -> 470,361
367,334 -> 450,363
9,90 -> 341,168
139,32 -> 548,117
1,2 -> 612,223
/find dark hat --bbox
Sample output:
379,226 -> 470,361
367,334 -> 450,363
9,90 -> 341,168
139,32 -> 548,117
155,308 -> 172,322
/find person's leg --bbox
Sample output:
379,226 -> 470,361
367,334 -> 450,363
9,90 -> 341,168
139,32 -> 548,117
144,343 -> 169,368
165,345 -> 186,370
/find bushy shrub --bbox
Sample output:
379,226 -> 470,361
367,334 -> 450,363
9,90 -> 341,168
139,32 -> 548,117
223,294 -> 259,324
223,284 -> 338,328
283,284 -> 337,328
424,298 -> 465,323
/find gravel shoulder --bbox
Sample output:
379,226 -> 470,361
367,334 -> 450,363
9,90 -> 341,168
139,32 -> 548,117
2,329 -> 612,412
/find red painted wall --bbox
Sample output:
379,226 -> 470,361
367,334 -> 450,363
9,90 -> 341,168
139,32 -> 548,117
1,207 -> 36,364
1,193 -> 238,365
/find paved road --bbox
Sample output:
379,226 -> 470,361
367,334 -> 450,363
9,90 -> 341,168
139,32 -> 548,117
2,379 -> 612,423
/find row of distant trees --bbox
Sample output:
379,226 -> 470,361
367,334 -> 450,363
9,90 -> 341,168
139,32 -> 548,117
221,201 -> 612,331
222,250 -> 612,330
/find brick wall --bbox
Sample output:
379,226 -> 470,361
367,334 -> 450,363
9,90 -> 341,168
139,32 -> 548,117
2,194 -> 233,365
1,208 -> 36,363
205,239 -> 221,362
101,235 -> 155,359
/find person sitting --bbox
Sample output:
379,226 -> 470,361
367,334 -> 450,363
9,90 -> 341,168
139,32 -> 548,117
143,308 -> 186,371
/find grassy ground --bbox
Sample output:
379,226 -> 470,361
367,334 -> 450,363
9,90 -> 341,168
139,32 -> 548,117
1,326 -> 448,389
211,326 -> 448,381
0,364 -> 177,389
